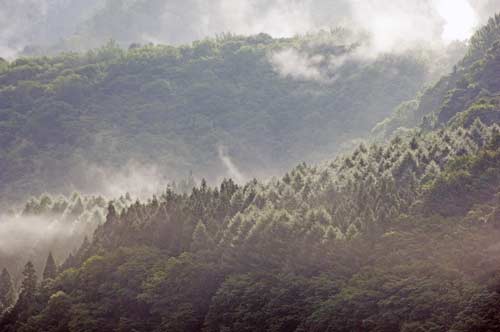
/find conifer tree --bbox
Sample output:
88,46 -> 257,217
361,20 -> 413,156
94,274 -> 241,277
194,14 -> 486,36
43,252 -> 57,280
19,262 -> 37,305
0,268 -> 15,311
70,196 -> 84,217
1,262 -> 38,330
192,221 -> 214,252
346,223 -> 359,240
105,203 -> 117,226
324,225 -> 343,243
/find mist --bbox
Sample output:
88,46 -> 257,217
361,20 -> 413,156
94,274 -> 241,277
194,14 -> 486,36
0,1 -> 499,329
0,0 -> 101,57
1,0 -> 499,58
0,214 -> 73,258
0,210 -> 98,283
218,146 -> 247,184
76,161 -> 174,200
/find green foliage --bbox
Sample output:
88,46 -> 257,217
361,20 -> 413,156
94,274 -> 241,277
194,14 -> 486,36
204,272 -> 338,332
0,192 -> 116,284
0,33 -> 434,204
1,262 -> 39,331
18,262 -> 37,307
424,141 -> 500,216
2,120 -> 499,332
376,14 -> 500,138
0,269 -> 15,313
191,222 -> 215,252
2,13 -> 500,332
42,253 -> 58,281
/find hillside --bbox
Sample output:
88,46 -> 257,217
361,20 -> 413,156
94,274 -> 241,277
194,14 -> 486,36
374,13 -> 500,137
0,31 -> 457,204
2,8 -> 500,332
1,107 -> 499,332
0,193 -> 123,284
1,17 -> 500,326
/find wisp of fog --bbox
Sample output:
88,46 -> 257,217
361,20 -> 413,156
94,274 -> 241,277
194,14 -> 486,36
1,0 -> 498,58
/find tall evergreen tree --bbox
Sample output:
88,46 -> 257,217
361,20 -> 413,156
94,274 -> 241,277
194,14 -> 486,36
0,268 -> 15,312
192,221 -> 214,252
1,262 -> 39,330
18,262 -> 37,306
42,252 -> 57,280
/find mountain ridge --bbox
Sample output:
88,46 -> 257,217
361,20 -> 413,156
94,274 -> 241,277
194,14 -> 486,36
1,12 -> 500,332
0,31 -> 460,205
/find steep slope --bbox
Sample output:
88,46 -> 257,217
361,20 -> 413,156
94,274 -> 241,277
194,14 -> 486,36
0,32 -> 448,204
2,13 -> 500,332
374,13 -> 500,137
0,193 -> 127,282
1,112 -> 498,332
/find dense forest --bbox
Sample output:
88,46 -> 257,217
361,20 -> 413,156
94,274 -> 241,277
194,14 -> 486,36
374,14 -> 500,138
0,176 -> 198,284
1,100 -> 499,332
0,27 -> 465,205
0,193 -> 113,284
1,13 -> 500,332
1,0 -> 500,330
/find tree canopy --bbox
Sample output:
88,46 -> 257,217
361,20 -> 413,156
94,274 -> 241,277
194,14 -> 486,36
1,10 -> 500,332
0,31 -> 456,205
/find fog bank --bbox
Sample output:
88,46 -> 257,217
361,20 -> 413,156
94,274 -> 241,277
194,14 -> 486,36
1,0 -> 499,58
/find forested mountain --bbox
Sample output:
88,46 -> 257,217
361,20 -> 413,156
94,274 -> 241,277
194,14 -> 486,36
0,0 -> 500,332
374,14 -> 500,137
0,177 -> 198,284
0,30 -> 461,205
1,14 -> 500,331
1,106 -> 499,332
5,0 -> 496,58
0,193 -> 119,285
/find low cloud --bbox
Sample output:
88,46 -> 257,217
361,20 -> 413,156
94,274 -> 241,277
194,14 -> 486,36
2,0 -> 499,58
0,215 -> 71,256
218,146 -> 246,184
0,212 -> 95,281
469,0 -> 500,24
73,161 -> 173,200
270,48 -> 325,81
268,0 -> 488,83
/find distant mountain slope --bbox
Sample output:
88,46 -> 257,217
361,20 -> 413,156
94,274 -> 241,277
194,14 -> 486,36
374,13 -> 500,137
2,17 -> 500,332
0,31 -> 447,204
1,95 -> 498,332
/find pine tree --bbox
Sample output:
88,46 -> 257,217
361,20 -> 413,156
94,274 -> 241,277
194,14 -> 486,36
410,136 -> 419,150
346,223 -> 359,240
470,118 -> 486,147
0,268 -> 15,311
422,160 -> 440,183
70,196 -> 84,217
324,225 -> 343,243
105,203 -> 117,225
19,262 -> 37,302
16,262 -> 37,311
43,252 -> 58,280
191,221 -> 214,252
2,262 -> 38,330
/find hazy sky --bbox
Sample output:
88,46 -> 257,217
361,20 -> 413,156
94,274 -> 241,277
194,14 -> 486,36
437,0 -> 479,42
0,0 -> 499,58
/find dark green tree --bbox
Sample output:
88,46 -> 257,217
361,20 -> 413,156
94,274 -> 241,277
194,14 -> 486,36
0,268 -> 15,312
0,262 -> 39,331
43,252 -> 58,280
191,221 -> 214,252
19,262 -> 37,305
